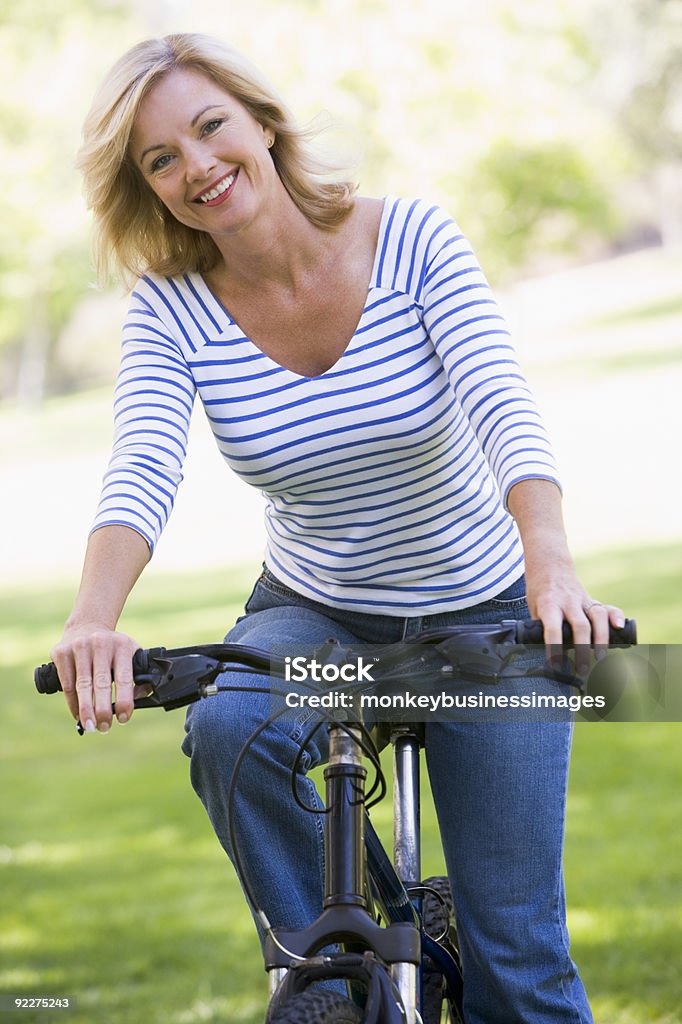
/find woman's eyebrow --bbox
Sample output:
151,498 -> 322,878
139,143 -> 166,165
190,103 -> 225,127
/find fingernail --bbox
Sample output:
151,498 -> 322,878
117,713 -> 128,724
615,617 -> 625,629
98,722 -> 110,734
84,720 -> 96,734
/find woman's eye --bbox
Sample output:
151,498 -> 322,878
201,118 -> 224,136
151,153 -> 172,173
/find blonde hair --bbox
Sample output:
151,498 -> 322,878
76,33 -> 357,283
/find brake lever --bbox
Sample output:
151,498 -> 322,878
432,639 -> 587,691
138,653 -> 226,710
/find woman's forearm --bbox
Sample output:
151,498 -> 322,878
66,524 -> 151,630
506,478 -> 574,577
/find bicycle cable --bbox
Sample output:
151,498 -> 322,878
290,716 -> 386,814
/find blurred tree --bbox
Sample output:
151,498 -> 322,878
0,0 -> 149,403
461,139 -> 622,280
613,0 -> 682,244
571,0 -> 682,244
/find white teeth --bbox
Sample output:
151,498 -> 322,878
199,174 -> 234,203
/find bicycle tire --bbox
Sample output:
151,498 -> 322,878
267,988 -> 363,1023
421,876 -> 464,1024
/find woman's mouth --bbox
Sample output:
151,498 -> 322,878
193,170 -> 238,206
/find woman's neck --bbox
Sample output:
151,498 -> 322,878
208,188 -> 340,296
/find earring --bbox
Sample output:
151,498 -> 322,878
267,136 -> 274,148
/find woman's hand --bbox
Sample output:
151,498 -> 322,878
50,624 -> 141,733
50,526 -> 151,732
523,558 -> 625,665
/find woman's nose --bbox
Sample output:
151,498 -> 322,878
185,144 -> 217,183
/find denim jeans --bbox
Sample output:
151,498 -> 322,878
182,568 -> 593,1024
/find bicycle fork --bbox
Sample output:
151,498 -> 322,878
264,722 -> 421,1023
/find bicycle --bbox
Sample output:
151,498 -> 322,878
35,617 -> 636,1024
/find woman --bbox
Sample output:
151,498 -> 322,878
52,33 -> 624,1023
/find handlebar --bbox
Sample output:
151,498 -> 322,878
34,644 -> 275,700
34,618 -> 637,700
514,618 -> 636,647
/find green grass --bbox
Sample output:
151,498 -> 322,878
574,541 -> 682,644
590,345 -> 682,375
568,723 -> 682,1024
0,389 -> 115,461
547,271 -> 682,377
1,543 -> 681,1023
587,293 -> 682,329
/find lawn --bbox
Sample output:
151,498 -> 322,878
1,542 -> 680,1024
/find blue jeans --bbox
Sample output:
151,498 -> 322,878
182,568 -> 593,1024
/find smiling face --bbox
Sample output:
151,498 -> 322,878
130,67 -> 279,238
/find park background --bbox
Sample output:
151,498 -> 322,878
1,0 -> 681,1021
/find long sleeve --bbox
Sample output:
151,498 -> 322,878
416,206 -> 561,507
91,287 -> 197,553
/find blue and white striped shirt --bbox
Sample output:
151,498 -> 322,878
93,196 -> 561,614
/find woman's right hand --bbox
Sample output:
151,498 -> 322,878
50,624 -> 141,733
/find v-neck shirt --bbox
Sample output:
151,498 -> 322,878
92,196 -> 561,613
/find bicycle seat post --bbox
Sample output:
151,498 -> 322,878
392,725 -> 422,886
391,725 -> 423,1024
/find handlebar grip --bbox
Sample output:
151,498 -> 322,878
34,648 -> 151,695
34,662 -> 62,694
515,618 -> 637,647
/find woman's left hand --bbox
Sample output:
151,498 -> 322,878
524,559 -> 625,667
